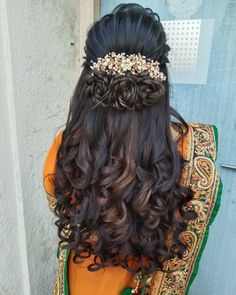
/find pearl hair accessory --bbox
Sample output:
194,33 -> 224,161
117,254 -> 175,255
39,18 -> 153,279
90,52 -> 166,81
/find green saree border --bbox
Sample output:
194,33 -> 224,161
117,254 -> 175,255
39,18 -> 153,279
212,125 -> 219,157
185,124 -> 223,294
55,246 -> 70,295
57,246 -> 60,259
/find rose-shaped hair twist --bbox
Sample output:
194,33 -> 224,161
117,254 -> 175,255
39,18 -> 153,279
85,69 -> 165,111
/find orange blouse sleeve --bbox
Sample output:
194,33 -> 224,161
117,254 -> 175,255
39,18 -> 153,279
42,130 -> 63,213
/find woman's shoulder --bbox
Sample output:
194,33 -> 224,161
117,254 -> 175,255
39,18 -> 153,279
42,130 -> 64,196
188,122 -> 219,161
174,121 -> 218,133
174,121 -> 219,162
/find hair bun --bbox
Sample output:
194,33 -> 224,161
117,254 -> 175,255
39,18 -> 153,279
85,70 -> 165,111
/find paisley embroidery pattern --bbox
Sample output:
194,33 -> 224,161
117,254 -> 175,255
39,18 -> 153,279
150,123 -> 222,295
48,122 -> 223,295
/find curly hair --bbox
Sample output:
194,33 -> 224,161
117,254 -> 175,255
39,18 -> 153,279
52,3 -> 197,275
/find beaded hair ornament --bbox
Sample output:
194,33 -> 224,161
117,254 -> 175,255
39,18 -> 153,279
90,51 -> 166,81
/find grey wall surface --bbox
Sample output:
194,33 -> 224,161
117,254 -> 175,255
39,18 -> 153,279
0,1 -> 79,294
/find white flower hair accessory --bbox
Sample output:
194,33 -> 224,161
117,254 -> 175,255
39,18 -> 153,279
90,52 -> 166,81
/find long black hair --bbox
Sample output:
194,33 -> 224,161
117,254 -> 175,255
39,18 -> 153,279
53,3 -> 197,275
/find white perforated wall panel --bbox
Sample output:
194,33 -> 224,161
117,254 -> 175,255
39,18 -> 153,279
162,19 -> 214,84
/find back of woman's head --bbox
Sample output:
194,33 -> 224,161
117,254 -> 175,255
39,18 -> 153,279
82,3 -> 170,111
84,3 -> 170,68
53,3 -> 197,275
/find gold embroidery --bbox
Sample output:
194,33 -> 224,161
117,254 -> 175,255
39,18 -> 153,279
193,156 -> 215,190
150,123 -> 221,295
53,248 -> 68,295
45,192 -> 71,294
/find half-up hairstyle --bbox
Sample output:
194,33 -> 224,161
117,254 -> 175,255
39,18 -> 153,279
52,3 -> 197,275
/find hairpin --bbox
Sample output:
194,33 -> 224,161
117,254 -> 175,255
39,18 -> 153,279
90,52 -> 166,81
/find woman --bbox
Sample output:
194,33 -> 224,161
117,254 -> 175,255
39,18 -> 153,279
42,4 -> 223,295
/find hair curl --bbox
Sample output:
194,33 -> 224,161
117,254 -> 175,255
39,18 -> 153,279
52,3 -> 197,276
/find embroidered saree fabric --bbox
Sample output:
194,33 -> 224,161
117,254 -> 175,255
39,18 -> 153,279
42,123 -> 223,295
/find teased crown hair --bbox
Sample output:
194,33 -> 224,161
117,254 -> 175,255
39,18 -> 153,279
90,52 -> 166,81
